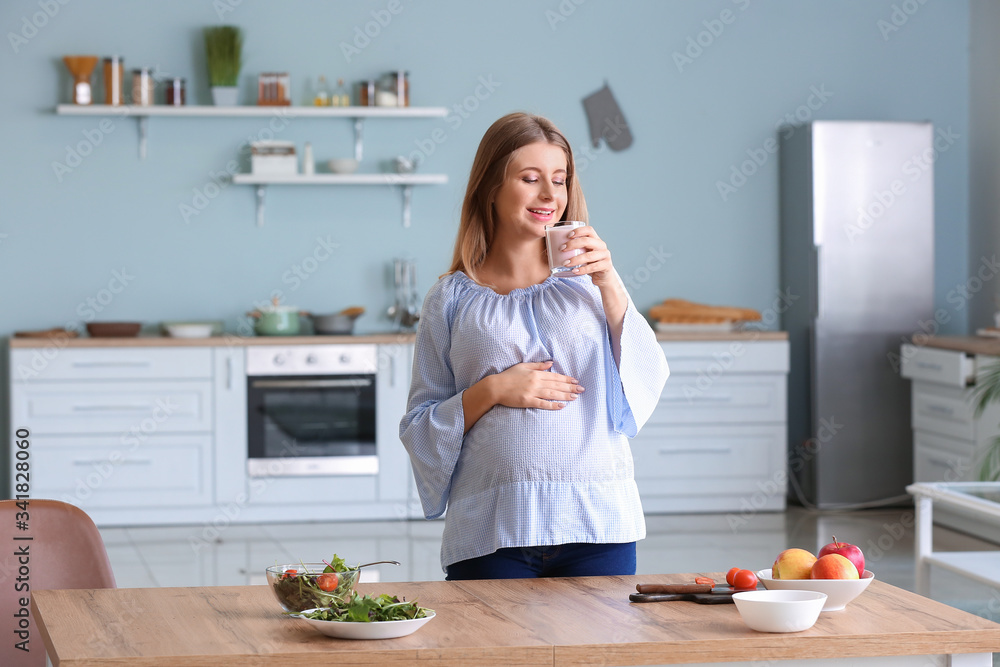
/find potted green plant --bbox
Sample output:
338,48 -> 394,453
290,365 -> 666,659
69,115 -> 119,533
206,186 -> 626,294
204,25 -> 242,106
972,360 -> 1000,481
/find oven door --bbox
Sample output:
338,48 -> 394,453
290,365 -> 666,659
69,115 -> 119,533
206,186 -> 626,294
247,374 -> 377,477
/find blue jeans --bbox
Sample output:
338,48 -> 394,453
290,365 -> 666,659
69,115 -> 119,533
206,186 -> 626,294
445,542 -> 636,580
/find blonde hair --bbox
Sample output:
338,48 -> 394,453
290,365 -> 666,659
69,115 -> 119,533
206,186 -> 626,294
447,112 -> 587,282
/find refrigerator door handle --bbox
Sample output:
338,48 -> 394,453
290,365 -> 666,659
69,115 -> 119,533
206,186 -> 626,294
811,244 -> 821,320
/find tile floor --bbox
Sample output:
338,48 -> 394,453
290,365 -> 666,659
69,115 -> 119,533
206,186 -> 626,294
98,505 -> 1000,622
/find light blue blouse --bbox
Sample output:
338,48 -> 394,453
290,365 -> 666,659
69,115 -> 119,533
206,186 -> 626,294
399,271 -> 669,571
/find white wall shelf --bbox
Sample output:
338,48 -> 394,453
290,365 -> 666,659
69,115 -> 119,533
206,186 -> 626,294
230,173 -> 448,227
56,104 -> 450,227
55,104 -> 449,160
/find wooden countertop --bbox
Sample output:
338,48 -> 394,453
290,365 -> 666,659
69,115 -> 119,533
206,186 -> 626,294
30,574 -> 1000,666
9,330 -> 786,349
919,335 -> 1000,356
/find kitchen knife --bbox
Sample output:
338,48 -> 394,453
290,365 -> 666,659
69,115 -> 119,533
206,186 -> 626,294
635,584 -> 740,595
628,592 -> 735,605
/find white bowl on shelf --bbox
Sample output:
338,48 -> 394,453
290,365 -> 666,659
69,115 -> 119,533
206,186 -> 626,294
756,568 -> 875,612
327,158 -> 359,174
732,589 -> 827,633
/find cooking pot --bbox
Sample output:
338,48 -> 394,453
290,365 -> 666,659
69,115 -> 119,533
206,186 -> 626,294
248,297 -> 305,336
304,306 -> 364,335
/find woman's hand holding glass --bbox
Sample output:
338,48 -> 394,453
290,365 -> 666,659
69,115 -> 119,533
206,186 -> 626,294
558,225 -> 616,289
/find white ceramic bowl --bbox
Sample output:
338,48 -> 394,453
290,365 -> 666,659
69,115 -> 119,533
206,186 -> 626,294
732,589 -> 827,633
756,568 -> 875,612
164,323 -> 214,338
292,609 -> 435,639
327,158 -> 359,174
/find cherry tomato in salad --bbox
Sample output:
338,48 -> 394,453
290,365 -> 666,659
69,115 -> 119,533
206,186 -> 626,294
316,572 -> 339,592
281,568 -> 297,581
732,569 -> 758,590
725,567 -> 741,587
694,577 -> 715,586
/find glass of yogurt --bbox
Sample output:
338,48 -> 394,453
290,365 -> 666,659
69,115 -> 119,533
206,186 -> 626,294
545,220 -> 586,275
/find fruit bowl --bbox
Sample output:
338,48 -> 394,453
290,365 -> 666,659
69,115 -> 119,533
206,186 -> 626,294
732,589 -> 827,633
266,563 -> 360,613
756,568 -> 875,612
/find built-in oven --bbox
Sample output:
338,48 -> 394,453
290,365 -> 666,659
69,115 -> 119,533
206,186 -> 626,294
246,344 -> 378,477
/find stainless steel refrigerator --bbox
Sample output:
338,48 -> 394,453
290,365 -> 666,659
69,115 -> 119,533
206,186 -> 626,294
779,121 -> 934,508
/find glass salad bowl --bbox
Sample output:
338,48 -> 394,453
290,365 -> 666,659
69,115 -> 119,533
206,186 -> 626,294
266,562 -> 360,613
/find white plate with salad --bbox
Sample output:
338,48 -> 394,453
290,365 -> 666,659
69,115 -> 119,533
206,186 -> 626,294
291,593 -> 435,640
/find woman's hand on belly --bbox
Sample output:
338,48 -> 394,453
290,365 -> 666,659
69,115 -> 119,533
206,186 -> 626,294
462,360 -> 585,434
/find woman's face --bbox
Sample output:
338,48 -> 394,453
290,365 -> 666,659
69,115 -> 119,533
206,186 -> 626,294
492,141 -> 568,239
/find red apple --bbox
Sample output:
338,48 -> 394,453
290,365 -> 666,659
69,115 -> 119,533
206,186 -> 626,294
818,536 -> 865,578
810,553 -> 860,580
771,548 -> 817,580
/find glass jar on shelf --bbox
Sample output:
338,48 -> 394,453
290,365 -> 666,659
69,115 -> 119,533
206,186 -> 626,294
131,68 -> 154,106
313,75 -> 330,106
376,71 -> 409,107
333,78 -> 349,106
165,77 -> 185,105
103,56 -> 124,106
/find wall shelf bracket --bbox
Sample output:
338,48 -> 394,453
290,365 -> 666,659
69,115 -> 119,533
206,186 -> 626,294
254,185 -> 267,227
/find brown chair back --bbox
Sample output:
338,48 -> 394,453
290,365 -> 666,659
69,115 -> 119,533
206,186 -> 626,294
0,499 -> 116,666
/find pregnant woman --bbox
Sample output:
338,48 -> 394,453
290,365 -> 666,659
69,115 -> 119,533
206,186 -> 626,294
400,112 -> 669,580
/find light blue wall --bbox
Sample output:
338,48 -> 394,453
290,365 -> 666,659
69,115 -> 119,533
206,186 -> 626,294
0,0 -> 970,336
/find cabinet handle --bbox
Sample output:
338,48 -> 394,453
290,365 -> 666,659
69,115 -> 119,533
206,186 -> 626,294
251,378 -> 373,389
390,354 -> 396,389
658,447 -> 733,456
926,456 -> 959,467
226,356 -> 233,391
71,361 -> 151,368
916,362 -> 943,371
73,459 -> 153,466
665,394 -> 734,403
921,403 -> 955,417
72,404 -> 150,412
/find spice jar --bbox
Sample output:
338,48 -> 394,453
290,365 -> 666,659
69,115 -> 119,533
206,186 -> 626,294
131,68 -> 153,106
394,70 -> 409,107
359,80 -> 376,107
103,56 -> 124,106
166,78 -> 185,106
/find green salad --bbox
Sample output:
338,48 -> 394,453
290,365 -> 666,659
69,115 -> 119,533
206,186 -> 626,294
271,555 -> 359,612
295,593 -> 433,623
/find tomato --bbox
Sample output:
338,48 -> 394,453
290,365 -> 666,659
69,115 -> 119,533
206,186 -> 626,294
732,569 -> 758,590
725,567 -> 741,587
281,568 -> 297,581
694,577 -> 715,586
316,572 -> 339,592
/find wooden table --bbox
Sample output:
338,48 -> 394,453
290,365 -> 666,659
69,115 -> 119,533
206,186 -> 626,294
30,574 -> 1000,666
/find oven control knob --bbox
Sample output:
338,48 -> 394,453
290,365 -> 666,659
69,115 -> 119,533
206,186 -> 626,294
273,354 -> 286,366
305,354 -> 318,365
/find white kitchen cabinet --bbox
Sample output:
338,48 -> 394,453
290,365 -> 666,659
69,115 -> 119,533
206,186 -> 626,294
900,344 -> 1000,484
634,340 -> 790,514
9,347 -> 217,521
